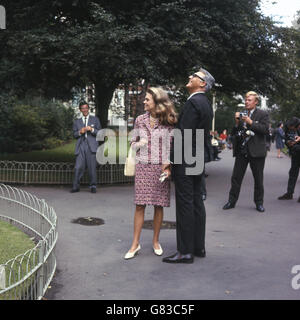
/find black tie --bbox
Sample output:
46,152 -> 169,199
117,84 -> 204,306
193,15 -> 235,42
84,117 -> 87,139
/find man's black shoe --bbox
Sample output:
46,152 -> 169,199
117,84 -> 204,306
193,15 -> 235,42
256,205 -> 265,212
297,196 -> 300,203
214,157 -> 221,161
278,193 -> 293,200
70,188 -> 80,193
91,187 -> 97,193
194,250 -> 206,258
162,252 -> 194,264
223,201 -> 235,210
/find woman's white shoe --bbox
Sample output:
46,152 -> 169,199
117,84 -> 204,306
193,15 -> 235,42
124,244 -> 141,260
153,244 -> 163,256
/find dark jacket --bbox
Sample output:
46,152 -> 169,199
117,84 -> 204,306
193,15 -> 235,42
232,108 -> 269,158
73,115 -> 101,155
171,92 -> 213,175
285,127 -> 300,157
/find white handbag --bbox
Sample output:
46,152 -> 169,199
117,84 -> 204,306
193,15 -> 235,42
124,147 -> 136,176
211,138 -> 219,147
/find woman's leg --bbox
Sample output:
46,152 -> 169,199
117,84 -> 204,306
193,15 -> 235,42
153,206 -> 163,249
128,205 -> 145,252
277,148 -> 281,158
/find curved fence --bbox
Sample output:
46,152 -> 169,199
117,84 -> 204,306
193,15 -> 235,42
0,184 -> 58,300
0,161 -> 134,185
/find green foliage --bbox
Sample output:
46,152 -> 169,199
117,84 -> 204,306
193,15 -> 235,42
0,94 -> 74,153
267,26 -> 300,124
0,0 -> 293,126
214,93 -> 244,133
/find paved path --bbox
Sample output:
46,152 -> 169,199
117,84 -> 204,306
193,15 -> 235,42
21,146 -> 300,300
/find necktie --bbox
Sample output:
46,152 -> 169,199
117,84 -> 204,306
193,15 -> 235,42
84,117 -> 87,139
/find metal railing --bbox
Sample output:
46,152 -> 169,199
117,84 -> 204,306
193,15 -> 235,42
0,161 -> 134,185
0,184 -> 58,300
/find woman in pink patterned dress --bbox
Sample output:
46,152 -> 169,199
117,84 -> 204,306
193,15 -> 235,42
124,87 -> 177,260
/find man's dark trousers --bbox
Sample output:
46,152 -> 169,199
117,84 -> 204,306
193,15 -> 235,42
72,140 -> 97,190
174,172 -> 206,255
229,154 -> 265,206
287,154 -> 300,195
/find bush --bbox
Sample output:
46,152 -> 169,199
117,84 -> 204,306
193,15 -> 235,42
0,94 -> 75,153
43,137 -> 63,149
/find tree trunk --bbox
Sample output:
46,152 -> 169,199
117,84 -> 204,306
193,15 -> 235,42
94,81 -> 117,128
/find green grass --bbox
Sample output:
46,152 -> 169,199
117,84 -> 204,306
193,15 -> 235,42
0,220 -> 35,265
0,141 -> 76,163
0,220 -> 37,299
0,138 -> 130,163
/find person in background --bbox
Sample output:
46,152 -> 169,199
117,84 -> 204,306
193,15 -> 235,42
71,102 -> 101,193
278,117 -> 300,202
223,91 -> 269,213
266,123 -> 273,152
274,122 -> 285,158
219,129 -> 228,149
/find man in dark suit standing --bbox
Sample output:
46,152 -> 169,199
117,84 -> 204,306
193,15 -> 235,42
71,102 -> 101,193
223,91 -> 269,212
278,117 -> 300,202
162,68 -> 215,264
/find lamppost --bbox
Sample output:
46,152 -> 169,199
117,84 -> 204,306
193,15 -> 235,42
211,83 -> 222,145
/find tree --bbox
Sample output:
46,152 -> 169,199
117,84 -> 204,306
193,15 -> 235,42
0,0 -> 287,127
266,24 -> 300,124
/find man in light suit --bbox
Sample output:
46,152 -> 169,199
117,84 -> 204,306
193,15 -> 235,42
162,68 -> 215,264
71,102 -> 101,193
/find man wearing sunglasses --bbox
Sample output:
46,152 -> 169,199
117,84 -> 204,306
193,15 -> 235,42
162,68 -> 215,264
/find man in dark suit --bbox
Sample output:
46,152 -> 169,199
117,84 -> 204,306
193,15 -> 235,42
278,117 -> 300,202
223,91 -> 269,212
71,102 -> 101,193
162,68 -> 215,264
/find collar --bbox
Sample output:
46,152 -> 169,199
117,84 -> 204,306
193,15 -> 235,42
188,91 -> 204,100
145,112 -> 158,130
82,114 -> 90,121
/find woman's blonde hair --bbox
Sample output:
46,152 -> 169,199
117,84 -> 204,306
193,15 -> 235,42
146,87 -> 177,126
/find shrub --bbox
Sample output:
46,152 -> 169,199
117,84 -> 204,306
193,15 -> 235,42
0,94 -> 75,153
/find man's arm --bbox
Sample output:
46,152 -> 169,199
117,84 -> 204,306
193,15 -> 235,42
89,116 -> 101,136
73,120 -> 81,139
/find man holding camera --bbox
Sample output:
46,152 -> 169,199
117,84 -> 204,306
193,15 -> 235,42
223,91 -> 269,212
278,117 -> 300,202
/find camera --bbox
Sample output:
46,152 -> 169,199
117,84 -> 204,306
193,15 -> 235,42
286,132 -> 297,142
239,111 -> 248,118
